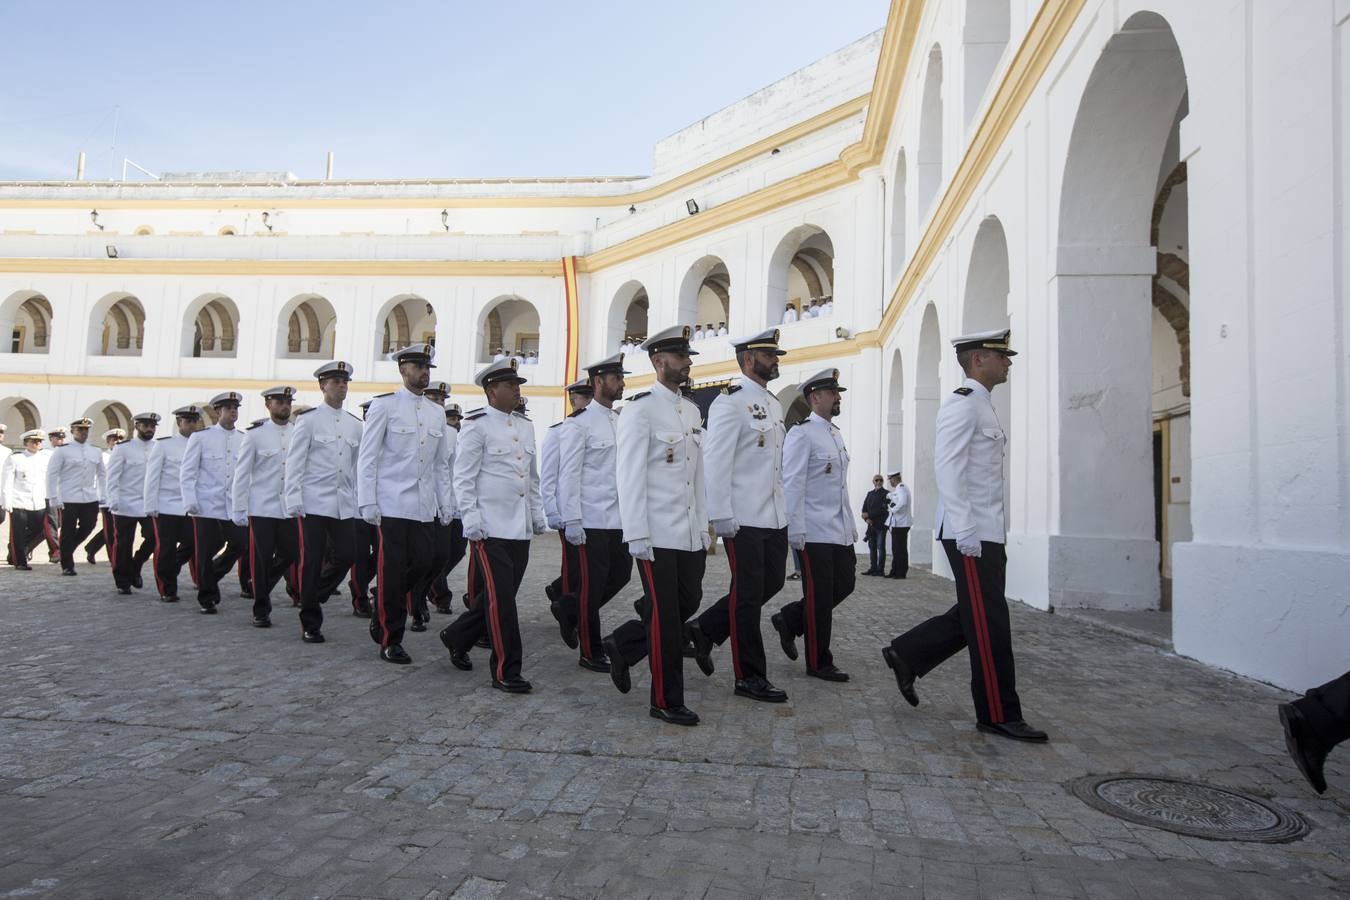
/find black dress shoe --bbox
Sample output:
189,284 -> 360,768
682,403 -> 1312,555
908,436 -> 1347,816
380,644 -> 412,664
352,602 -> 371,618
807,664 -> 850,682
60,568 -> 76,576
882,647 -> 919,707
578,654 -> 612,673
252,616 -> 271,628
159,594 -> 178,603
475,635 -> 491,649
117,586 -> 132,595
199,605 -> 217,615
131,574 -> 143,589
302,630 -> 325,644
14,564 -> 32,571
86,552 -> 97,565
770,612 -> 798,661
409,618 -> 427,633
461,591 -> 471,610
492,677 -> 532,694
977,720 -> 1049,743
734,676 -> 788,703
603,636 -> 630,694
1279,703 -> 1328,794
239,588 -> 254,600
684,623 -> 714,676
550,599 -> 579,649
649,705 -> 699,726
434,601 -> 452,615
440,628 -> 473,670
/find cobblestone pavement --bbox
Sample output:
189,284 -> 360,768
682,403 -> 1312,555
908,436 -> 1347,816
0,534 -> 1346,898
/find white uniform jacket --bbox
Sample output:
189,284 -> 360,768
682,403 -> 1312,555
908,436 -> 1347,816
144,433 -> 191,517
440,427 -> 459,520
703,376 -> 787,529
105,438 -> 152,517
934,378 -> 1006,544
0,445 -> 10,508
615,380 -> 708,551
98,450 -> 112,506
2,449 -> 48,511
285,404 -> 364,519
454,406 -> 544,540
557,403 -> 621,530
232,419 -> 292,520
47,440 -> 104,506
357,387 -> 452,523
783,412 -> 854,546
181,424 -> 242,520
539,422 -> 565,526
886,484 -> 913,528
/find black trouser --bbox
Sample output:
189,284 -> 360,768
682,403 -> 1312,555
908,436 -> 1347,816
112,514 -> 155,588
370,516 -> 434,648
558,528 -> 632,660
23,507 -> 59,559
779,542 -> 856,671
8,507 -> 46,567
410,519 -> 454,623
298,515 -> 356,633
464,535 -> 483,608
888,526 -> 910,577
249,516 -> 300,620
84,508 -> 114,560
192,517 -> 248,609
866,523 -> 887,572
610,548 -> 707,709
58,501 -> 100,570
696,526 -> 788,681
349,520 -> 378,613
889,540 -> 1022,726
444,538 -> 531,681
1293,670 -> 1350,750
150,513 -> 195,598
551,531 -> 583,608
428,518 -> 467,610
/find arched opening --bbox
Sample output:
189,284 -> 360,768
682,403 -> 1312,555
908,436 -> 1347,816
378,295 -> 436,356
917,45 -> 945,219
886,349 -> 905,474
134,226 -> 153,236
89,293 -> 146,356
0,397 -> 40,442
478,295 -> 540,364
278,294 -> 337,359
963,0 -> 1010,127
912,303 -> 942,567
183,294 -> 240,358
606,281 -> 649,352
0,291 -> 53,354
889,150 -> 909,283
677,257 -> 731,340
218,226 -> 236,236
962,215 -> 1012,518
767,226 -> 835,325
83,401 -> 133,434
1054,11 -> 1189,611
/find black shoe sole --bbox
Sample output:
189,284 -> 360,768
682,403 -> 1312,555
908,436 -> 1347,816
492,680 -> 532,694
733,685 -> 788,703
199,606 -> 217,615
578,657 -> 612,673
806,669 -> 849,683
771,613 -> 798,662
302,634 -> 326,644
603,638 -> 630,694
882,647 -> 920,707
976,723 -> 1049,743
686,625 -> 714,677
1279,704 -> 1328,794
252,619 -> 271,628
649,708 -> 699,726
380,651 -> 412,665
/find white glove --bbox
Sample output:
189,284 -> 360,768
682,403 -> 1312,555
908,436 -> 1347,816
564,521 -> 586,545
532,516 -> 548,535
547,513 -> 562,531
185,503 -> 200,517
956,532 -> 982,558
286,505 -> 304,519
361,505 -> 381,526
465,524 -> 487,542
712,517 -> 739,538
628,539 -> 655,561
789,533 -> 806,552
700,530 -> 713,551
231,512 -> 248,528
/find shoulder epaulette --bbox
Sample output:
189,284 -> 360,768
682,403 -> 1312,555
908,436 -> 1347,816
723,384 -> 742,395
295,407 -> 316,416
465,412 -> 486,421
628,392 -> 650,402
156,435 -> 171,440
246,421 -> 265,430
513,411 -> 531,422
549,421 -> 565,428
568,407 -> 586,418
345,410 -> 361,421
953,387 -> 974,396
374,392 -> 394,399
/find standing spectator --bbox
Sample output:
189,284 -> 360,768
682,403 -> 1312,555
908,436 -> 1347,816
693,324 -> 705,342
886,471 -> 911,579
716,322 -> 728,337
822,296 -> 834,317
782,303 -> 798,324
861,474 -> 890,576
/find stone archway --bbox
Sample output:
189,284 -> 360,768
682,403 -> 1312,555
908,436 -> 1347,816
962,215 -> 1012,518
963,0 -> 1010,127
767,226 -> 835,325
278,295 -> 337,359
0,291 -> 52,354
911,303 -> 942,567
678,257 -> 731,340
183,294 -> 240,358
607,280 -> 649,352
90,293 -> 145,356
917,45 -> 944,218
378,295 -> 436,356
478,295 -> 540,363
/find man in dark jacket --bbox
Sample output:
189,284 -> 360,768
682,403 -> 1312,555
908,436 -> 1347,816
861,475 -> 889,576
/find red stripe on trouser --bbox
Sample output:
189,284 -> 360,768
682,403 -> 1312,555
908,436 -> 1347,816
43,514 -> 55,553
577,540 -> 591,655
349,564 -> 360,609
376,526 -> 389,647
558,532 -> 569,595
801,548 -> 818,671
476,542 -> 506,681
639,557 -> 666,708
151,518 -> 166,595
466,546 -> 478,609
726,538 -> 742,680
963,555 -> 1004,724
8,513 -> 17,565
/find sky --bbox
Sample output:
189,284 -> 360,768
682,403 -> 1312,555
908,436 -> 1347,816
0,1 -> 885,182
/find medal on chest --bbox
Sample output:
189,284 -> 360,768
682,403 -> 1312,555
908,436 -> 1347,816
825,461 -> 833,474
666,447 -> 675,464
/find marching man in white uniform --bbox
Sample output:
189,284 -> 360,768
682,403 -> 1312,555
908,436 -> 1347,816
440,357 -> 546,693
82,428 -> 125,566
144,405 -> 202,602
182,391 -> 248,613
689,328 -> 791,703
554,352 -> 630,672
286,361 -> 364,644
427,400 -> 468,614
357,344 -> 452,664
602,325 -> 712,727
408,380 -> 454,631
884,329 -> 1047,743
232,386 -> 299,628
46,416 -> 105,576
771,368 -> 857,683
106,413 -> 159,593
542,378 -> 593,637
3,430 -> 49,570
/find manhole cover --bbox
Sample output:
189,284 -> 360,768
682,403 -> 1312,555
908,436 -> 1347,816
1070,775 -> 1308,843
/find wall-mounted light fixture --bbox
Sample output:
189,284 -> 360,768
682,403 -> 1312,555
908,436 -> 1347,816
441,209 -> 450,231
105,244 -> 118,259
90,209 -> 104,231
835,326 -> 850,340
628,205 -> 636,214
770,148 -> 781,155
686,199 -> 700,215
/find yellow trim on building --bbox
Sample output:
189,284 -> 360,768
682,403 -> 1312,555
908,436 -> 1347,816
0,258 -> 563,278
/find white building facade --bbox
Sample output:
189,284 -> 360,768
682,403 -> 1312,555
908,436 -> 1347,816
1,0 -> 1345,692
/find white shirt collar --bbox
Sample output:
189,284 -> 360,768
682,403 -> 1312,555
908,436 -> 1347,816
652,380 -> 680,402
962,377 -> 992,400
